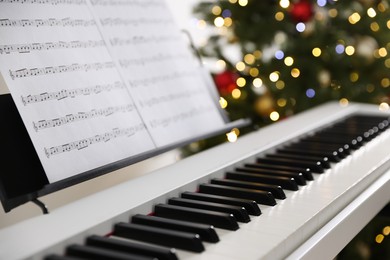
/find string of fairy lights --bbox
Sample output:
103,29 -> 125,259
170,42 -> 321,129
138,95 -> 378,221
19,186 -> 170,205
193,0 -> 390,141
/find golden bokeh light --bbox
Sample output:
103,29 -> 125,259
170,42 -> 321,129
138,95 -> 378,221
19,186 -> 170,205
348,12 -> 361,24
328,8 -> 338,18
219,97 -> 228,109
235,61 -> 246,71
312,47 -> 322,57
253,50 -> 262,59
270,111 -> 280,121
370,22 -> 380,32
339,98 -> 349,107
279,0 -> 290,9
249,67 -> 259,77
275,80 -> 285,90
238,0 -> 248,7
244,54 -> 256,65
214,17 -> 224,27
345,46 -> 355,56
383,226 -> 390,236
253,78 -> 263,88
275,12 -> 284,21
277,98 -> 287,107
385,58 -> 390,68
375,234 -> 384,244
226,130 -> 238,142
212,6 -> 222,16
284,56 -> 294,66
269,71 -> 280,82
378,3 -> 386,12
367,8 -> 377,18
216,59 -> 226,70
232,88 -> 241,99
350,72 -> 359,82
379,102 -> 389,111
291,68 -> 300,78
378,47 -> 388,57
224,17 -> 233,27
236,77 -> 246,87
381,78 -> 390,88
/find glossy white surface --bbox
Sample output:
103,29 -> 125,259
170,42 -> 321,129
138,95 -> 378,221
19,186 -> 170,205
0,102 -> 389,260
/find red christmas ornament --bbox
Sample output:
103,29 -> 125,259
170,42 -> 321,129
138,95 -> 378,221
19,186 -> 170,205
213,70 -> 238,96
290,0 -> 314,23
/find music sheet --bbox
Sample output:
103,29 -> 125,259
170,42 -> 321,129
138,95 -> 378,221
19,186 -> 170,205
89,0 -> 226,146
0,0 -> 225,183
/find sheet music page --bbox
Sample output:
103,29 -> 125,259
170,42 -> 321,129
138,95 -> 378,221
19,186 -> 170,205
0,0 -> 156,183
89,0 -> 226,147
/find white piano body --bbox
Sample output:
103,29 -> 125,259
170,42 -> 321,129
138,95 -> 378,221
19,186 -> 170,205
0,101 -> 389,260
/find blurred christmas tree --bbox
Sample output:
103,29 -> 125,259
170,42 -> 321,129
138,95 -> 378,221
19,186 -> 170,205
183,0 -> 390,154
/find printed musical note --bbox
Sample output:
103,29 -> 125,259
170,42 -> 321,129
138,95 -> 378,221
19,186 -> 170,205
109,35 -> 181,47
149,105 -> 215,129
44,123 -> 146,158
0,40 -> 105,55
0,0 -> 86,5
100,17 -> 174,27
0,18 -> 95,27
128,71 -> 198,88
0,0 -> 227,182
9,62 -> 115,80
138,89 -> 204,108
33,104 -> 135,131
21,81 -> 125,105
119,53 -> 189,68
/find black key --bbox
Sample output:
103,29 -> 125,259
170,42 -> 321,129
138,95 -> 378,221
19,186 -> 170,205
379,121 -> 390,131
210,178 -> 286,200
113,222 -> 204,253
256,157 -> 324,173
226,171 -> 299,191
362,131 -> 374,141
154,203 -> 239,231
301,135 -> 360,150
235,167 -> 307,185
265,153 -> 331,169
45,255 -> 85,260
370,126 -> 380,136
181,191 -> 261,216
131,214 -> 219,243
198,183 -> 276,206
168,197 -> 250,223
372,125 -> 380,134
328,121 -> 377,140
66,244 -> 156,260
297,141 -> 351,156
244,163 -> 313,180
277,148 -> 341,163
285,142 -> 348,158
311,131 -> 365,145
86,235 -> 179,260
325,126 -> 368,135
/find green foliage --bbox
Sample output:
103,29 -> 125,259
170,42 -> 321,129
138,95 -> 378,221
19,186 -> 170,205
194,0 -> 390,117
183,0 -> 390,154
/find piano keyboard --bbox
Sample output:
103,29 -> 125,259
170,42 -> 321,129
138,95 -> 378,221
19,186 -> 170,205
1,102 -> 390,260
